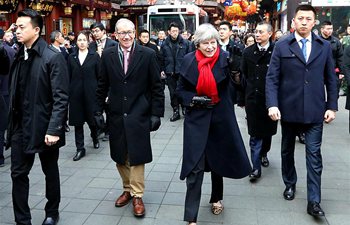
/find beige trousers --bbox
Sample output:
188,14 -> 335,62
116,160 -> 145,198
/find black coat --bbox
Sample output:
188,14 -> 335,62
177,50 -> 251,180
343,45 -> 350,110
160,35 -> 192,74
89,38 -> 118,53
96,43 -> 164,166
6,38 -> 69,153
241,43 -> 278,137
68,50 -> 100,126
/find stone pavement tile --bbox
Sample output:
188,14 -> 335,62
162,192 -> 185,206
87,177 -> 117,189
253,185 -> 288,198
35,197 -> 72,211
255,197 -> 292,212
155,156 -> 181,165
143,191 -> 165,204
63,198 -> 100,213
60,184 -> 87,198
156,205 -> 183,220
0,191 -> 12,207
0,182 -> 10,192
160,149 -> 182,157
200,207 -> 258,225
117,216 -> 156,225
222,184 -> 255,197
79,160 -> 110,169
83,214 -> 121,225
147,171 -> 174,182
103,188 -> 124,201
57,211 -> 90,225
326,214 -> 350,225
290,212 -> 328,225
322,178 -> 350,190
72,168 -> 103,178
97,169 -> 120,179
321,200 -> 350,214
167,181 -> 186,193
58,166 -> 79,176
322,188 -> 350,201
153,218 -> 187,225
152,163 -> 178,173
61,175 -> 93,187
222,195 -> 256,210
144,180 -> 170,192
93,200 -> 128,216
76,187 -> 110,200
257,210 -> 293,225
0,206 -> 14,224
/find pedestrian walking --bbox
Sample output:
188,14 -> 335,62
161,22 -> 192,121
68,31 -> 101,161
266,4 -> 338,217
95,18 -> 164,217
240,22 -> 278,181
177,23 -> 251,225
6,9 -> 69,225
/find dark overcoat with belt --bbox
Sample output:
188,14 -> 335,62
96,43 -> 164,165
177,50 -> 251,180
241,42 -> 278,137
266,33 -> 338,123
68,50 -> 100,126
6,38 -> 69,153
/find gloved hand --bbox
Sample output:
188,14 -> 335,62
227,45 -> 243,73
150,115 -> 161,131
93,112 -> 105,129
190,96 -> 213,108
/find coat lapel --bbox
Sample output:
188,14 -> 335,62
289,40 -> 305,63
125,44 -> 143,77
307,35 -> 323,65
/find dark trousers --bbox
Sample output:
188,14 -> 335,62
249,136 -> 272,170
11,130 -> 60,225
281,121 -> 323,203
166,73 -> 179,108
0,95 -> 9,164
75,124 -> 98,151
184,154 -> 223,222
0,130 -> 4,164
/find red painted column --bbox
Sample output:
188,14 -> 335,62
73,6 -> 82,33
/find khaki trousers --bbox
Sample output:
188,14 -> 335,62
116,160 -> 145,198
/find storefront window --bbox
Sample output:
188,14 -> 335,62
83,18 -> 97,29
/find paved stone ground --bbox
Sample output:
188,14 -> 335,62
0,93 -> 349,225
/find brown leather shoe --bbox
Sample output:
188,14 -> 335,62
115,191 -> 132,207
132,197 -> 145,217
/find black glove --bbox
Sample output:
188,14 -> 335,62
150,116 -> 161,131
190,96 -> 213,108
93,112 -> 105,129
227,44 -> 243,73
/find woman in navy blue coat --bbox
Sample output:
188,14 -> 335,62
177,24 -> 251,225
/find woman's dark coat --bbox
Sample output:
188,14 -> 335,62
240,43 -> 278,137
96,43 -> 164,166
177,50 -> 251,180
68,50 -> 100,126
343,45 -> 350,110
6,38 -> 69,153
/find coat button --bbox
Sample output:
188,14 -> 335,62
124,96 -> 127,100
306,69 -> 308,72
124,81 -> 127,84
305,80 -> 309,84
124,113 -> 127,117
256,64 -> 259,67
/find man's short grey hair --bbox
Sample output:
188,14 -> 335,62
193,23 -> 220,47
257,22 -> 273,32
115,18 -> 135,32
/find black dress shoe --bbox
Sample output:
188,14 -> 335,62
93,139 -> 100,149
42,216 -> 59,225
261,156 -> 269,167
249,169 -> 261,181
283,186 -> 296,200
73,150 -> 85,161
307,202 -> 325,217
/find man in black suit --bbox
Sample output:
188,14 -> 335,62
96,18 -> 164,218
49,30 -> 69,61
90,22 -> 118,141
89,22 -> 118,56
7,9 -> 69,225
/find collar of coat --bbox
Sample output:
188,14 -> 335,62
180,50 -> 229,86
288,32 -> 324,45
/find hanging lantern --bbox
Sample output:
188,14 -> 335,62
88,10 -> 94,18
64,6 -> 72,15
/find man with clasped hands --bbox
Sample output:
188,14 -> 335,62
95,18 -> 164,217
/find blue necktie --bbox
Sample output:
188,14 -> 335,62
300,38 -> 308,61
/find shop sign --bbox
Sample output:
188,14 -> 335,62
312,0 -> 350,6
0,0 -> 19,13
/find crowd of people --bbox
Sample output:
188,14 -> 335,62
0,4 -> 350,225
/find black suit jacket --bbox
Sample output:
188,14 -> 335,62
89,38 -> 118,53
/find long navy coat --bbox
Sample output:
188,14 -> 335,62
266,33 -> 338,123
241,42 -> 278,137
343,45 -> 350,110
68,50 -> 100,126
96,43 -> 164,166
177,50 -> 251,180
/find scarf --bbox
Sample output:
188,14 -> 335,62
195,47 -> 220,104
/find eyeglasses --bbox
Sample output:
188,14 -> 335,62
91,29 -> 102,34
117,31 -> 134,37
